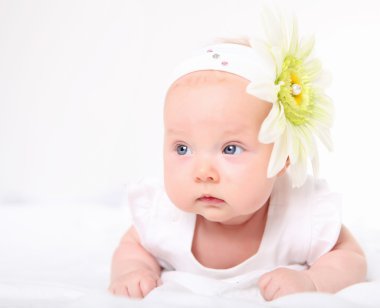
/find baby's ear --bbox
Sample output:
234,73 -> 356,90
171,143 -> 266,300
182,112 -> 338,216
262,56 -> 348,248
277,157 -> 290,177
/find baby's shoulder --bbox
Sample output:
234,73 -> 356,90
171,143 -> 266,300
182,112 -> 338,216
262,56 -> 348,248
270,175 -> 341,264
271,174 -> 341,226
126,177 -> 183,224
274,174 -> 334,205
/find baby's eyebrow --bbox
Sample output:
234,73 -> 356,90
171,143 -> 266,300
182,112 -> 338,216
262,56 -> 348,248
165,128 -> 187,135
166,125 -> 253,135
221,124 -> 255,136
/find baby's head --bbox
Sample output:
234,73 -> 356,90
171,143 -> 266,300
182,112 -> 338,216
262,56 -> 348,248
163,68 -> 288,224
162,17 -> 333,222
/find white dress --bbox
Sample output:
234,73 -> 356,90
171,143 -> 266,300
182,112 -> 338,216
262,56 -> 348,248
127,174 -> 341,299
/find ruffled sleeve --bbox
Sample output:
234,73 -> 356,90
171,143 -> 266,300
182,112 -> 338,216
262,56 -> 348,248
306,179 -> 342,265
125,178 -> 162,247
125,178 -> 188,271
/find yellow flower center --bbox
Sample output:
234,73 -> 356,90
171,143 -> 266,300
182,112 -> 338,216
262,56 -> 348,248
276,55 -> 314,126
291,74 -> 302,105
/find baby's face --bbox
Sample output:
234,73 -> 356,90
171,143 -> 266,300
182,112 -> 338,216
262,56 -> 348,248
163,71 -> 277,225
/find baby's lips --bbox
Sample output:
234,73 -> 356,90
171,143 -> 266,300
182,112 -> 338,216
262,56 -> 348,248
198,195 -> 224,203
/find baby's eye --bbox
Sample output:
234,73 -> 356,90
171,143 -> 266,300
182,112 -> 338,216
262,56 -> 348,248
176,144 -> 191,155
223,145 -> 244,155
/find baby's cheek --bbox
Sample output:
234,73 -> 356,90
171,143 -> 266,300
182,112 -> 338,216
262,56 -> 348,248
165,182 -> 190,212
164,168 -> 185,198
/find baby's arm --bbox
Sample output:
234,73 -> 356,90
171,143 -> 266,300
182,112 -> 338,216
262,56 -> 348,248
259,225 -> 367,301
108,226 -> 162,298
305,225 -> 367,292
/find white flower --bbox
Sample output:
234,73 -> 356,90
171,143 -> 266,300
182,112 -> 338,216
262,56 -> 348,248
246,10 -> 334,187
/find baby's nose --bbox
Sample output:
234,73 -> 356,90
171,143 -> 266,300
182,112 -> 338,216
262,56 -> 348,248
194,157 -> 220,183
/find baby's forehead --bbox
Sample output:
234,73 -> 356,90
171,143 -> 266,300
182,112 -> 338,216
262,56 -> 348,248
164,71 -> 272,133
168,70 -> 249,90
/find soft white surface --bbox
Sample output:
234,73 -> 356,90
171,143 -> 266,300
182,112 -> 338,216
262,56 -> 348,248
1,202 -> 380,307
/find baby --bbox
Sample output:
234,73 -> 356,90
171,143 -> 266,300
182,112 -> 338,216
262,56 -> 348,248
109,14 -> 367,301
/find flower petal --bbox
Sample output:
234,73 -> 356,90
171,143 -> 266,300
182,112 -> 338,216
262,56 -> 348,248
271,46 -> 285,76
313,69 -> 332,89
267,131 -> 289,178
314,125 -> 334,151
299,35 -> 315,60
288,146 -> 308,188
311,147 -> 320,178
261,7 -> 284,47
303,58 -> 322,81
288,16 -> 299,55
296,125 -> 316,155
258,102 -> 286,143
248,37 -> 277,73
286,124 -> 299,164
246,81 -> 278,103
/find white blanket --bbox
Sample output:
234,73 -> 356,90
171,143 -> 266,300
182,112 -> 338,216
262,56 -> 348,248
1,203 -> 379,307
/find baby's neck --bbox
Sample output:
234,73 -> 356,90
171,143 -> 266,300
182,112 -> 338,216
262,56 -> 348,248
191,202 -> 269,269
200,201 -> 269,231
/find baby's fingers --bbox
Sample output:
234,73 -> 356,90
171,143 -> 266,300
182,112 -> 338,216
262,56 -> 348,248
127,280 -> 144,298
109,270 -> 162,299
108,284 -> 129,297
140,277 -> 160,297
258,273 -> 280,301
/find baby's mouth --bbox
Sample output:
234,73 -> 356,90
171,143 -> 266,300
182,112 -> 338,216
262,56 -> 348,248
197,195 -> 225,204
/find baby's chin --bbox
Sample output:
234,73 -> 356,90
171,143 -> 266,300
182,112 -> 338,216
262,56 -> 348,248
201,211 -> 258,226
175,204 -> 229,222
174,202 -> 258,226
196,210 -> 243,225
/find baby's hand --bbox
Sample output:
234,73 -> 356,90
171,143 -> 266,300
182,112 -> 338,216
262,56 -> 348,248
108,268 -> 162,299
258,268 -> 316,301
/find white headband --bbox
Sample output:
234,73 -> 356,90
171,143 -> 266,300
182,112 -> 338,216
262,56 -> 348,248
165,13 -> 334,188
168,43 -> 270,88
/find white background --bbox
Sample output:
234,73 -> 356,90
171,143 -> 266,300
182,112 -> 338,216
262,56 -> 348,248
1,0 -> 380,229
